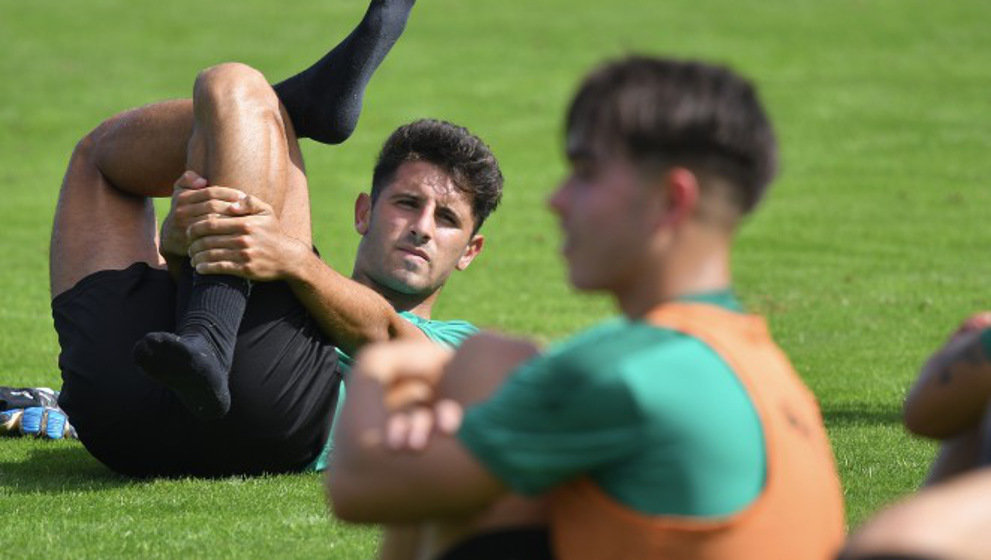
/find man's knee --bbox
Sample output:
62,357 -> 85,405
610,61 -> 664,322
67,112 -> 132,182
66,121 -> 112,179
58,122 -> 119,204
193,62 -> 282,124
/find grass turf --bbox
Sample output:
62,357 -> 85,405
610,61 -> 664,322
1,0 -> 989,557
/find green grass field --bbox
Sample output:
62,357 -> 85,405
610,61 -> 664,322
2,0 -> 989,557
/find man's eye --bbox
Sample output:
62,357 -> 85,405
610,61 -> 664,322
396,198 -> 417,208
571,163 -> 594,180
437,212 -> 459,227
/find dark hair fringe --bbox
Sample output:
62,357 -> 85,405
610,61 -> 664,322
372,119 -> 503,232
566,55 -> 778,214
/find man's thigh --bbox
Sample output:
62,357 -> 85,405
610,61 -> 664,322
50,134 -> 164,299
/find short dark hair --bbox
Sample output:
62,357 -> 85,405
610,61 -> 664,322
566,56 -> 778,214
371,119 -> 503,232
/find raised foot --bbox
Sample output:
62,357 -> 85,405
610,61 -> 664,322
133,332 -> 231,419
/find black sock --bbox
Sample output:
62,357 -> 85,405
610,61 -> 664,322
273,0 -> 416,144
173,260 -> 195,325
179,273 -> 249,365
134,273 -> 250,418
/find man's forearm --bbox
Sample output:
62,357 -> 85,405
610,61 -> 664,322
328,360 -> 505,523
328,336 -> 538,523
287,250 -> 426,356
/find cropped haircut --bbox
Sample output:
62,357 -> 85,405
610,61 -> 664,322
566,56 -> 778,214
371,119 -> 503,232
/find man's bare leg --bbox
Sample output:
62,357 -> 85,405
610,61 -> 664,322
51,90 -> 310,294
134,63 -> 310,419
50,100 -> 193,299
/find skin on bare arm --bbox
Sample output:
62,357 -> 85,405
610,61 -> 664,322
328,334 -> 539,523
904,312 -> 991,439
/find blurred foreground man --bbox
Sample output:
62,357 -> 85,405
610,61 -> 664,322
329,55 -> 846,560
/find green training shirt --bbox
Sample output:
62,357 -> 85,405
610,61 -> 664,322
981,328 -> 991,356
309,311 -> 477,471
458,290 -> 767,517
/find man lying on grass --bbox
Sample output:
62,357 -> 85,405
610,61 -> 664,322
43,0 -> 505,477
329,55 -> 846,560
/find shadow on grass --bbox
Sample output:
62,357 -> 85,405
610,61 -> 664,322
0,444 -> 132,494
822,404 -> 903,428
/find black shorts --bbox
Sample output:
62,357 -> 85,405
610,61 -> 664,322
436,528 -> 553,560
53,263 -> 342,478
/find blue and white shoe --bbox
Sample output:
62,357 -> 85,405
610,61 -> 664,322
0,386 -> 77,439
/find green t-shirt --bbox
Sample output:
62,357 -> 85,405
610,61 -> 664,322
981,328 -> 991,356
309,311 -> 478,471
458,291 -> 766,517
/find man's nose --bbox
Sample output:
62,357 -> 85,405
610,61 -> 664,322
409,208 -> 434,241
548,181 -> 569,216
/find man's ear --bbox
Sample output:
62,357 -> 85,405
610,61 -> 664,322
657,167 -> 700,229
456,234 -> 485,271
355,193 -> 372,235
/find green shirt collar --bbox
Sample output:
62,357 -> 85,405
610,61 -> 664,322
677,288 -> 743,312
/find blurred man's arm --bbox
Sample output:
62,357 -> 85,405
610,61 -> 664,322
904,313 -> 991,438
328,334 -> 538,523
842,467 -> 991,560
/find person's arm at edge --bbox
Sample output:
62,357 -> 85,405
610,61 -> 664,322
842,467 -> 991,560
328,334 -> 538,523
904,314 -> 991,438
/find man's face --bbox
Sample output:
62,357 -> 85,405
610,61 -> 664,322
353,160 -> 482,296
548,143 -> 660,294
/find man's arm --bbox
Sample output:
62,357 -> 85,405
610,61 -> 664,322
286,251 -> 428,355
904,313 -> 991,438
328,334 -> 539,523
842,467 -> 991,560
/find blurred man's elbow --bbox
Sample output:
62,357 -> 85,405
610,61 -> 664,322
903,396 -> 937,438
326,469 -> 373,523
903,395 -> 961,439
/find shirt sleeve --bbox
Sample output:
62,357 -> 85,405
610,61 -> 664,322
310,317 -> 477,472
457,353 -> 646,496
980,328 -> 991,357
399,312 -> 478,348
